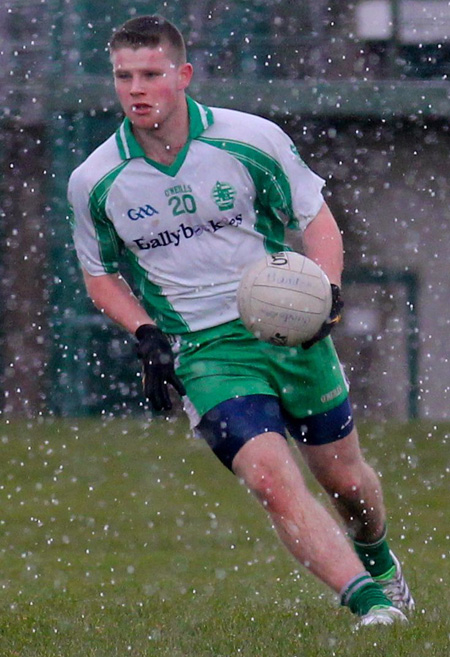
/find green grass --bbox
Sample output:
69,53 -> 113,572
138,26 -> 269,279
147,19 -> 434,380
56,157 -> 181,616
0,416 -> 448,656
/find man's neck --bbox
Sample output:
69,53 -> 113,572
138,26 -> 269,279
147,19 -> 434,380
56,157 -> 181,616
132,103 -> 190,166
135,134 -> 186,166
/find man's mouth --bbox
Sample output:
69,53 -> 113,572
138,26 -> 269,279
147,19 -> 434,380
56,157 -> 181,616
131,103 -> 152,113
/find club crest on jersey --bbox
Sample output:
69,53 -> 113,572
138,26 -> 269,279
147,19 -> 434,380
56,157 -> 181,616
211,181 -> 236,211
127,204 -> 159,221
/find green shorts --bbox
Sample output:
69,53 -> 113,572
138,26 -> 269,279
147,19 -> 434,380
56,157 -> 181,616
175,319 -> 349,427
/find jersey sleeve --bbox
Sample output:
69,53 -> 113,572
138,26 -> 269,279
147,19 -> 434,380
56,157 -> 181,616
68,168 -> 122,276
263,123 -> 325,232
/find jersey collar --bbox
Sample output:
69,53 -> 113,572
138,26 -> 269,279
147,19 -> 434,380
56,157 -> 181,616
115,96 -> 214,161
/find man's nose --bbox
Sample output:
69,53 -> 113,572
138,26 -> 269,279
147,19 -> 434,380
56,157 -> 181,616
130,77 -> 144,94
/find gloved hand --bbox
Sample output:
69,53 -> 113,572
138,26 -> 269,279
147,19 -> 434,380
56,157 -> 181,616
302,284 -> 344,350
135,324 -> 186,411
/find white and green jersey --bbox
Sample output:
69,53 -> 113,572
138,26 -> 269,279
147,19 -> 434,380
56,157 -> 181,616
68,96 -> 325,335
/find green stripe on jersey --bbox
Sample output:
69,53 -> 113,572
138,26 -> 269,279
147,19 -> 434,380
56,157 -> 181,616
88,162 -> 129,272
125,251 -> 190,335
253,196 -> 289,254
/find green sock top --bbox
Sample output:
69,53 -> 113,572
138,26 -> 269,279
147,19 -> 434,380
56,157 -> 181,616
353,530 -> 395,578
341,572 -> 393,616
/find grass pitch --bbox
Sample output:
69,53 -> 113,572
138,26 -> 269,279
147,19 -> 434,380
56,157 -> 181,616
0,416 -> 448,656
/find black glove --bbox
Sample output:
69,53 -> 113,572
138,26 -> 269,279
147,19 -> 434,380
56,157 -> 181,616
135,324 -> 186,411
302,284 -> 344,350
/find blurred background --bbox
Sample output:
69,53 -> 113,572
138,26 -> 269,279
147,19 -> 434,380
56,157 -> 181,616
0,0 -> 449,421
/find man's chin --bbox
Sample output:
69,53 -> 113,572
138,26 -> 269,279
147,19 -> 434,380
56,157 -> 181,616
130,116 -> 161,131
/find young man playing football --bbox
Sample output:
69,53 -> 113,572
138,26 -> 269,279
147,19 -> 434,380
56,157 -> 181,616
68,15 -> 414,626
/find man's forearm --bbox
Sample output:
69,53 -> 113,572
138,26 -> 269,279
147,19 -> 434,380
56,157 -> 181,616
82,270 -> 154,334
302,202 -> 344,286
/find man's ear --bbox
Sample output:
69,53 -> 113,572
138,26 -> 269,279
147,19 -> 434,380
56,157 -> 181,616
178,62 -> 193,90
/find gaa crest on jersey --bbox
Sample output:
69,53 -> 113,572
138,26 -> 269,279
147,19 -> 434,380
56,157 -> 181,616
211,181 -> 237,211
127,204 -> 159,220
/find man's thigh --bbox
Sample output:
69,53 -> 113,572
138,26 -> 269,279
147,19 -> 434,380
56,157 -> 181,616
297,426 -> 365,484
196,394 -> 287,470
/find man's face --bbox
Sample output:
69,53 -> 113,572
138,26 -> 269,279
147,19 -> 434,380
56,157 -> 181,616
112,44 -> 192,131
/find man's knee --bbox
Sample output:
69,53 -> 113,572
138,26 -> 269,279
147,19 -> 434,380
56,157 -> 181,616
323,470 -> 366,503
237,460 -> 279,504
321,461 -> 382,507
232,433 -> 302,507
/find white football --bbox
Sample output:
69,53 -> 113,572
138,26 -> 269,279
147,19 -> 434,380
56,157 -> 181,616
237,251 -> 332,346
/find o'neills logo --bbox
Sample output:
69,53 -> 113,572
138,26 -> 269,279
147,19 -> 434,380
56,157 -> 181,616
321,385 -> 343,403
132,214 -> 242,250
